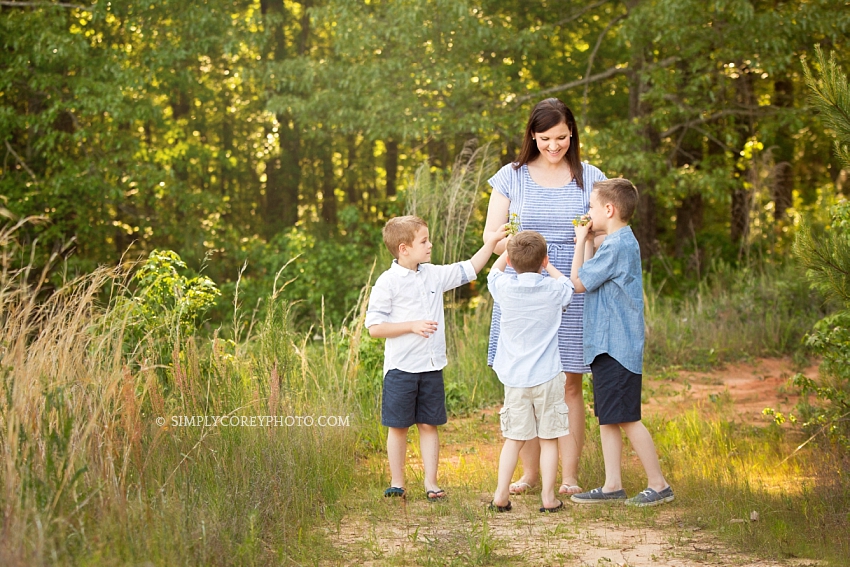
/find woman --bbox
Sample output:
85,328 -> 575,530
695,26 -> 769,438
483,98 -> 606,496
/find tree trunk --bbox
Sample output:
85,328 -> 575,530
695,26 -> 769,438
385,138 -> 398,198
730,187 -> 750,244
772,78 -> 794,220
674,128 -> 705,259
320,142 -> 337,226
626,51 -> 659,261
730,62 -> 756,246
261,0 -> 301,238
674,193 -> 704,258
345,135 -> 359,204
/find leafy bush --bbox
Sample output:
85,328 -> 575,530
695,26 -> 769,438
131,249 -> 221,337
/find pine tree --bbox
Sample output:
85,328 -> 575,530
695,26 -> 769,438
793,47 -> 850,449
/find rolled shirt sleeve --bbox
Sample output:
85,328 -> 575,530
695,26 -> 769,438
365,275 -> 393,328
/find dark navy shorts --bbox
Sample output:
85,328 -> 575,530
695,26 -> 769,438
590,353 -> 642,425
381,368 -> 447,428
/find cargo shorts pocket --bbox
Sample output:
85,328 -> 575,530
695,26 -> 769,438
555,401 -> 570,433
499,406 -> 510,435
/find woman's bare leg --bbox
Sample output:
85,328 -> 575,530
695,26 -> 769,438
559,372 -> 585,492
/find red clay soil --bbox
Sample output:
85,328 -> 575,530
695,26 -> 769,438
642,357 -> 817,425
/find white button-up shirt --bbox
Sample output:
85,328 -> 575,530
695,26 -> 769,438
488,269 -> 574,388
365,260 -> 477,376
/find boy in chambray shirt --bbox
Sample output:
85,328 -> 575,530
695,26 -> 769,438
365,215 -> 507,502
569,178 -> 674,507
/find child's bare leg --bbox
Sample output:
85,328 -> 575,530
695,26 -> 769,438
560,372 -> 585,489
514,438 -> 540,488
620,421 -> 668,491
539,438 -> 560,508
494,439 -> 525,506
600,424 -> 624,492
387,426 -> 409,488
417,423 -> 442,492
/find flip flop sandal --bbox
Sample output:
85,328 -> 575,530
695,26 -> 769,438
539,500 -> 564,513
426,489 -> 447,501
509,482 -> 534,495
488,500 -> 512,512
558,484 -> 583,495
383,486 -> 406,498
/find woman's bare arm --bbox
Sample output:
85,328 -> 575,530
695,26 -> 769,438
483,192 -> 511,255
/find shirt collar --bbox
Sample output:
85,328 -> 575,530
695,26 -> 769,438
605,226 -> 632,240
516,272 -> 544,284
389,260 -> 421,276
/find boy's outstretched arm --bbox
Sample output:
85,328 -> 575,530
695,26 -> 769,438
470,223 -> 508,274
543,257 -> 566,280
491,249 -> 509,273
369,320 -> 438,339
571,221 -> 594,293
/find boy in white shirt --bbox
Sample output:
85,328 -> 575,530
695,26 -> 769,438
366,215 -> 507,501
488,230 -> 575,513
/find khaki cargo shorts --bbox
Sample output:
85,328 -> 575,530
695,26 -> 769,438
499,372 -> 570,441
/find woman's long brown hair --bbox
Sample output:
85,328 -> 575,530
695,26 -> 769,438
513,98 -> 584,190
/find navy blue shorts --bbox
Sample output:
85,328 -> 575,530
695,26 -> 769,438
381,368 -> 447,428
590,353 -> 642,425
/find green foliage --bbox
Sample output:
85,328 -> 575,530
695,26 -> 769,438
794,311 -> 850,448
239,206 -> 383,328
803,46 -> 850,168
2,0 -> 847,333
794,51 -> 850,452
132,249 -> 221,336
644,260 -> 824,370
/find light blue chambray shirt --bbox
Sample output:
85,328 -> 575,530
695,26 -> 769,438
487,269 -> 574,388
578,226 -> 644,374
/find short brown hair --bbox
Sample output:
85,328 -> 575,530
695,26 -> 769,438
382,215 -> 428,259
507,231 -> 548,274
592,178 -> 639,222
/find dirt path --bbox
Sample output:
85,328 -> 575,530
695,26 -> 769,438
323,358 -> 824,567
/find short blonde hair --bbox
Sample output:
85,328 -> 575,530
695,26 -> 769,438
507,231 -> 548,274
382,215 -> 428,259
592,178 -> 639,222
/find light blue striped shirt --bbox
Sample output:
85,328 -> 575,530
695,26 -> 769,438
578,226 -> 644,374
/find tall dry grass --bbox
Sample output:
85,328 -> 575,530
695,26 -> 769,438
0,223 -> 360,565
644,260 -> 825,369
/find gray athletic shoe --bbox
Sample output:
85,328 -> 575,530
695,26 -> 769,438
625,486 -> 675,507
570,487 -> 627,504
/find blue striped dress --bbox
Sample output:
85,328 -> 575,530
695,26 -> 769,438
487,162 -> 607,374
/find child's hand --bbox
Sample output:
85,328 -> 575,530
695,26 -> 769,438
574,219 -> 593,243
411,320 -> 438,338
489,223 -> 509,244
572,214 -> 591,227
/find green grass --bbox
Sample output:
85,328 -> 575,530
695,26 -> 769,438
644,260 -> 826,370
323,403 -> 848,566
3,218 -> 846,566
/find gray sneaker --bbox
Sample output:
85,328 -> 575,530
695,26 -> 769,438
625,486 -> 675,507
570,487 -> 627,504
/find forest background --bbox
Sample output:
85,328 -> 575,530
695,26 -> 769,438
3,0 -> 848,326
2,0 -> 850,565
